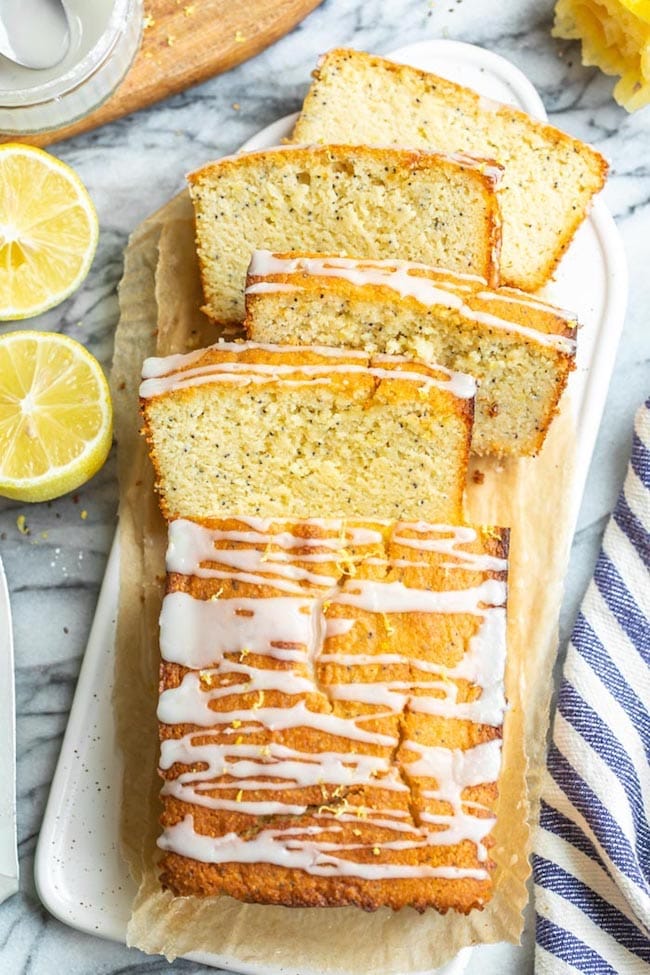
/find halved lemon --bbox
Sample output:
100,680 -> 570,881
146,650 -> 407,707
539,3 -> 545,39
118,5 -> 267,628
0,144 -> 99,320
0,330 -> 112,502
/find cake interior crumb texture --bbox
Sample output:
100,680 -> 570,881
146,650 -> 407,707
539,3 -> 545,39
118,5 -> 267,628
292,48 -> 608,292
245,252 -> 576,457
187,143 -> 503,324
157,516 -> 509,912
140,342 -> 474,524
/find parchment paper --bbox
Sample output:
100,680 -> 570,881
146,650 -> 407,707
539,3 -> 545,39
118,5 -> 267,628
110,190 -> 576,973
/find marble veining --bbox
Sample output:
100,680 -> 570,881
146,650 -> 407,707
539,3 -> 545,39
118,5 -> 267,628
0,0 -> 648,971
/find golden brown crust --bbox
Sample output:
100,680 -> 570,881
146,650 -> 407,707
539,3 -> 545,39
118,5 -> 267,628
187,142 -> 503,190
157,517 -> 508,912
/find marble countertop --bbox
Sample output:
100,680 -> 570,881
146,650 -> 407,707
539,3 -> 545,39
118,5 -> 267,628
0,0 -> 648,972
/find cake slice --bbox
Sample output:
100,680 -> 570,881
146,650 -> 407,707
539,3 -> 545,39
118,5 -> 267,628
187,143 -> 503,324
245,251 -> 577,457
140,341 -> 475,523
292,48 -> 608,292
157,516 -> 508,912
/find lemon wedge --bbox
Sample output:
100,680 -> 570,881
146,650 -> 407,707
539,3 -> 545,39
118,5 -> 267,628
0,144 -> 99,320
0,330 -> 112,502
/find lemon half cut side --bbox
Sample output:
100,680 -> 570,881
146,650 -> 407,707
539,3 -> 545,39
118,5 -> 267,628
0,144 -> 99,320
0,330 -> 113,503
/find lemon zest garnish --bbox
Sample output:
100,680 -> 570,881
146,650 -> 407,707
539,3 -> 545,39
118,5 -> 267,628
232,719 -> 242,728
252,690 -> 264,710
199,670 -> 214,688
236,790 -> 243,802
16,515 -> 28,535
382,613 -> 394,636
259,543 -> 274,564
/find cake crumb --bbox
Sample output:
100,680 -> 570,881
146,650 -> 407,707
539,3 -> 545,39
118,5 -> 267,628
16,515 -> 29,535
472,469 -> 485,484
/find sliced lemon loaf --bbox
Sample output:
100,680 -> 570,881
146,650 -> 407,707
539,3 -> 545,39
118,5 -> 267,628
187,144 -> 503,324
245,251 -> 576,457
158,515 -> 508,912
292,48 -> 608,292
140,342 -> 475,523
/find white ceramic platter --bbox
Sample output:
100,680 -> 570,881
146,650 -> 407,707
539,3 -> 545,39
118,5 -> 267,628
34,39 -> 627,975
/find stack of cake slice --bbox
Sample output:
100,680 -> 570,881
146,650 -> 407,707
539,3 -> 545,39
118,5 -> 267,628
292,48 -> 607,292
244,250 -> 577,457
140,340 -> 509,912
139,43 -> 608,915
187,143 -> 503,324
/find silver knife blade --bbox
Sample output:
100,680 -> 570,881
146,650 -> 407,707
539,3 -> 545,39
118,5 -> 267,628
0,553 -> 18,903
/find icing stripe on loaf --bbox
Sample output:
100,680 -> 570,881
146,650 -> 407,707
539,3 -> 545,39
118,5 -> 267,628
139,340 -> 477,400
246,251 -> 577,355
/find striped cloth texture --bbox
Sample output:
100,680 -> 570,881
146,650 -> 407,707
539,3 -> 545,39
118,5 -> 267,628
534,397 -> 650,974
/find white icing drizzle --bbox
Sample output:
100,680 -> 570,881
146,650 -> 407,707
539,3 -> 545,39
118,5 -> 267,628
160,592 -> 313,669
245,251 -> 577,355
392,522 -> 508,572
159,816 -> 491,881
475,289 -> 576,321
139,340 -> 476,400
157,518 -> 507,883
335,577 -> 506,615
248,250 -> 487,285
246,281 -> 299,294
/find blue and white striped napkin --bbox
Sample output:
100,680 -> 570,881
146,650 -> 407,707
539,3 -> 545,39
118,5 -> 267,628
534,398 -> 650,973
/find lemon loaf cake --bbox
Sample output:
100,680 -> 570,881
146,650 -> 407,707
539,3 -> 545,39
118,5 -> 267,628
292,48 -> 608,292
157,515 -> 509,911
245,251 -> 577,457
187,143 -> 503,324
140,341 -> 475,523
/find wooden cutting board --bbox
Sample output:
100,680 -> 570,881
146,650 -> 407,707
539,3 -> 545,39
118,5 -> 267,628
3,0 -> 323,147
